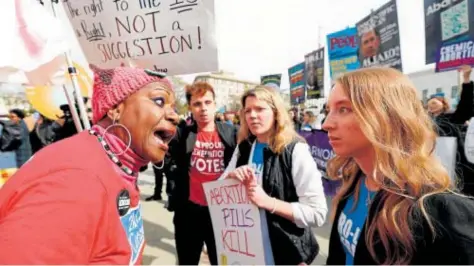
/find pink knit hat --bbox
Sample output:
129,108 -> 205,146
90,65 -> 173,124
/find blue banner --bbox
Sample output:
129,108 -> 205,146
0,152 -> 17,169
327,27 -> 360,80
288,62 -> 305,105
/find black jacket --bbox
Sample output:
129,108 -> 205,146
434,82 -> 474,187
14,120 -> 32,168
166,122 -> 238,211
327,177 -> 474,265
235,138 -> 319,265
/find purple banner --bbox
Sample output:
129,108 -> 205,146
299,130 -> 341,196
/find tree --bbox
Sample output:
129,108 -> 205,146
175,98 -> 188,115
227,94 -> 241,112
169,76 -> 189,115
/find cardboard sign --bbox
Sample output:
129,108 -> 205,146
61,0 -> 218,75
203,179 -> 265,265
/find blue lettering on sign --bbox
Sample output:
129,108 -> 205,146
120,204 -> 145,265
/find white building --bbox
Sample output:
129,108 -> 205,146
408,68 -> 461,109
194,71 -> 259,112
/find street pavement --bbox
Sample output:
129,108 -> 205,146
138,167 -> 332,265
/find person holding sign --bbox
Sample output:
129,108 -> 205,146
427,65 -> 474,196
0,66 -> 179,265
221,86 -> 328,265
323,68 -> 474,265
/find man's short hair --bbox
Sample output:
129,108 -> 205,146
185,81 -> 216,104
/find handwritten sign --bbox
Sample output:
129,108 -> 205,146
203,179 -> 265,265
61,0 -> 218,75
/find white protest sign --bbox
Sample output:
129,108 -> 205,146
465,118 -> 474,163
435,136 -> 457,184
61,0 -> 218,75
203,179 -> 265,265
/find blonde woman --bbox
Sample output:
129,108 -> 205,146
221,86 -> 328,265
323,68 -> 474,265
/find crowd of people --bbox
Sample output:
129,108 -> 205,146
0,97 -> 94,169
0,64 -> 474,265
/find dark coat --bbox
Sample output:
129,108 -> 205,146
327,176 -> 474,265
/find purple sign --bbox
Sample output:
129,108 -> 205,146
299,130 -> 341,196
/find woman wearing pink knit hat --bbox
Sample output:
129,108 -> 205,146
0,65 -> 179,264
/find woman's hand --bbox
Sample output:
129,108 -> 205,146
246,179 -> 273,209
226,165 -> 255,184
459,65 -> 472,83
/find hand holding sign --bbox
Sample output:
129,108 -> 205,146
226,165 -> 256,184
246,180 -> 273,209
203,179 -> 266,265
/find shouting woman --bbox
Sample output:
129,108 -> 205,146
0,66 -> 179,264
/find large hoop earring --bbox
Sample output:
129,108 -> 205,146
153,160 -> 164,169
102,118 -> 132,156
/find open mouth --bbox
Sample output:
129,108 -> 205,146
154,129 -> 175,144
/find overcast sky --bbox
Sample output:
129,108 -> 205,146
179,0 -> 427,88
1,0 -> 428,94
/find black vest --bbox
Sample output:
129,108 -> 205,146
236,138 -> 319,265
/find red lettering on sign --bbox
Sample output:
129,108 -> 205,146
209,183 -> 250,206
330,36 -> 357,50
221,229 -> 255,257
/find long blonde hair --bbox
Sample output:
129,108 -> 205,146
238,86 -> 304,153
327,68 -> 452,265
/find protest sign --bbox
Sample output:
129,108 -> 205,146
299,130 -> 340,196
436,38 -> 474,72
435,136 -> 457,184
288,62 -> 305,105
327,27 -> 360,80
356,0 -> 402,71
203,179 -> 265,265
25,62 -> 92,120
61,0 -> 218,75
260,74 -> 282,89
425,0 -> 474,64
304,48 -> 325,99
299,130 -> 335,177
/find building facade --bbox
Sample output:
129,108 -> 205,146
0,92 -> 31,116
408,68 -> 461,109
194,71 -> 259,112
